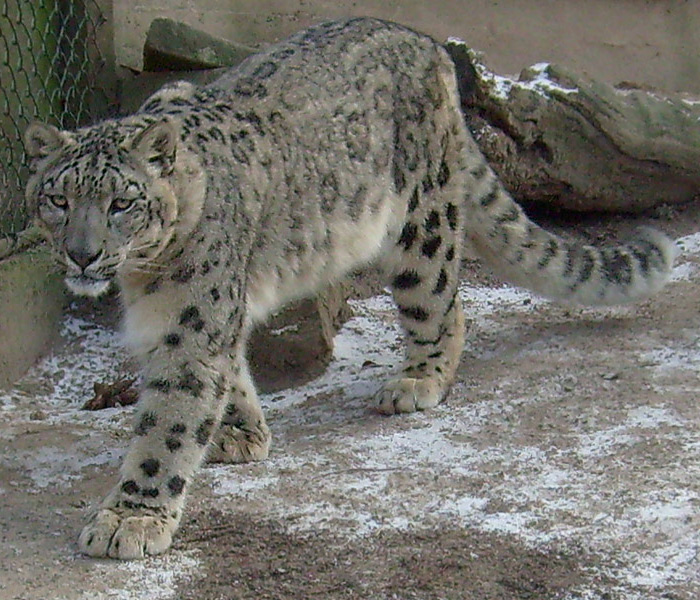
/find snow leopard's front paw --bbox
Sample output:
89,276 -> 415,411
376,377 -> 445,415
78,505 -> 180,559
206,419 -> 271,463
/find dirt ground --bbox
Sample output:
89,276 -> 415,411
1,201 -> 699,600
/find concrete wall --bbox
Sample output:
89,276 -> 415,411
114,0 -> 700,94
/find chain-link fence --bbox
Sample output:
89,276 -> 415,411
1,0 -> 112,235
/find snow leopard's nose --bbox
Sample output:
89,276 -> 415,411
66,247 -> 104,270
64,205 -> 107,271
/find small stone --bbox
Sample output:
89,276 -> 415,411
29,409 -> 47,420
560,375 -> 578,392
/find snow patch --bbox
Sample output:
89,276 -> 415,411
458,282 -> 544,317
85,551 -> 200,600
0,313 -> 127,419
12,444 -> 118,490
675,231 -> 700,255
670,261 -> 695,282
641,342 -> 700,374
447,39 -> 578,101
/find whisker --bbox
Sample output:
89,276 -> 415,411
123,259 -> 170,274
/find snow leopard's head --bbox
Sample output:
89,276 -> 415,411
24,117 -> 204,297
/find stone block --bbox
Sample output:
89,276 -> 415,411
0,249 -> 66,390
143,17 -> 256,71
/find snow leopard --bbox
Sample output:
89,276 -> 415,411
24,17 -> 675,559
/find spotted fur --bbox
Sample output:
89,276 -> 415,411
24,17 -> 674,559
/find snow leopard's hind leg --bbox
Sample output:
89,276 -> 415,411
377,157 -> 467,415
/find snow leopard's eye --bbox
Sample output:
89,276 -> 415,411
109,197 -> 134,214
46,193 -> 68,210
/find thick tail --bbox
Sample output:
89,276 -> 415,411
464,167 -> 676,306
435,43 -> 675,305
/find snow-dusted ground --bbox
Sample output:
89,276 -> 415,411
0,231 -> 699,599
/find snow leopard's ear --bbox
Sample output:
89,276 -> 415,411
126,118 -> 178,176
24,123 -> 73,169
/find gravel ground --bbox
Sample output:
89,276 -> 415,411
0,205 -> 698,599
